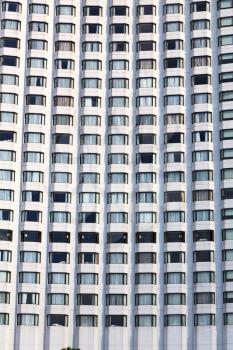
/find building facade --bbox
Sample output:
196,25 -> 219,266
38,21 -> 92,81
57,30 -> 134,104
0,0 -> 233,349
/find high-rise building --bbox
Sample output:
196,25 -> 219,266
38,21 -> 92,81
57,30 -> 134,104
0,0 -> 233,349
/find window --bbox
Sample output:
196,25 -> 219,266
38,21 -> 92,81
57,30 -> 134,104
81,115 -> 100,126
219,35 -> 233,46
28,39 -> 47,51
0,112 -> 17,123
20,251 -> 41,263
109,60 -> 129,71
193,170 -> 213,181
135,252 -> 156,264
24,152 -> 44,163
76,315 -> 98,327
47,314 -> 68,327
137,41 -> 156,52
0,313 -> 9,325
193,210 -> 214,221
0,131 -> 16,142
137,59 -> 156,70
164,76 -> 184,88
164,252 -> 185,264
136,172 -> 156,183
164,191 -> 185,203
25,114 -> 45,125
79,193 -> 100,204
135,315 -> 156,327
106,294 -> 127,306
108,173 -> 128,184
191,2 -> 210,12
164,232 -> 185,243
136,232 -> 156,243
83,24 -> 102,34
0,74 -> 19,85
164,39 -> 183,50
136,192 -> 156,203
0,230 -> 12,241
106,315 -> 127,327
79,173 -> 99,184
27,57 -> 47,69
107,193 -> 128,204
0,150 -> 15,161
137,5 -> 156,16
192,112 -> 212,123
164,22 -> 183,32
164,211 -> 185,223
106,253 -> 127,264
191,56 -> 211,67
164,4 -> 183,14
165,96 -> 184,106
110,24 -> 129,34
51,172 -> 70,184
136,115 -> 156,126
135,294 -> 156,306
0,292 -> 10,304
55,41 -> 75,52
109,41 -> 129,52
137,23 -> 156,34
109,78 -> 129,89
2,2 -> 21,12
0,55 -> 19,67
77,294 -> 98,306
29,4 -> 48,14
78,253 -> 99,264
56,23 -> 75,34
22,191 -> 43,203
192,74 -> 211,85
49,252 -> 70,264
193,190 -> 213,201
223,229 -> 233,240
21,210 -> 42,222
219,53 -> 233,64
108,134 -> 128,145
136,134 -> 156,145
50,212 -> 71,223
106,273 -> 127,285
0,271 -> 10,283
82,41 -> 102,52
108,115 -> 128,126
192,151 -> 213,162
192,93 -> 212,104
164,294 -> 186,305
221,149 -> 233,159
193,251 -> 214,262
18,293 -> 39,305
0,209 -> 14,221
52,153 -> 72,164
78,233 -> 98,244
222,209 -> 233,220
194,314 -> 215,326
49,232 -> 70,244
48,273 -> 69,285
21,231 -> 41,243
164,272 -> 185,284
19,272 -> 40,284
164,58 -> 183,69
0,93 -> 18,104
83,6 -> 102,16
194,293 -> 215,304
136,212 -> 156,223
26,95 -> 46,106
48,294 -> 69,306
191,19 -> 210,30
29,22 -> 48,33
108,232 -> 128,244
135,273 -> 156,285
224,313 -> 233,325
17,314 -> 39,326
110,6 -> 129,16
55,59 -> 74,70
136,153 -> 156,164
52,134 -> 73,145
194,271 -> 215,283
56,5 -> 76,16
164,152 -> 184,163
164,315 -> 186,326
0,170 -> 15,182
193,230 -> 214,242
220,91 -> 233,102
164,171 -> 185,183
0,250 -> 11,261
108,153 -> 128,165
224,292 -> 233,303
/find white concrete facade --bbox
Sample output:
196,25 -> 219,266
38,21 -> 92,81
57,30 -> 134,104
0,0 -> 233,349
